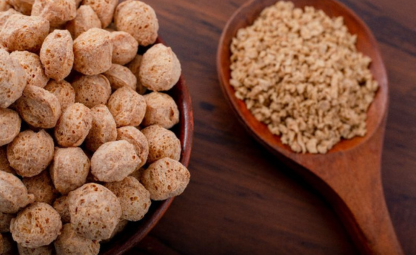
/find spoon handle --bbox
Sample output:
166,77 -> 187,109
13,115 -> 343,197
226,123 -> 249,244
295,116 -> 403,255
333,185 -> 403,255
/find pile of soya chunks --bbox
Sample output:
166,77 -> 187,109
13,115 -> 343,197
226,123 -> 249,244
0,0 -> 190,254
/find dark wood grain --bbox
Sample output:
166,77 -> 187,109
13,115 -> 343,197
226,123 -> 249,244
122,0 -> 415,254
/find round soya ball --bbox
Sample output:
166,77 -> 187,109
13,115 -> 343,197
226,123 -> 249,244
103,64 -> 137,91
68,183 -> 122,241
142,125 -> 181,164
73,28 -> 113,76
55,103 -> 92,147
114,0 -> 158,46
107,87 -> 146,127
143,92 -> 180,129
72,74 -> 111,108
141,157 -> 190,201
44,80 -> 75,112
82,0 -> 118,28
50,147 -> 90,195
0,15 -> 49,52
0,171 -> 35,214
105,176 -> 151,221
85,104 -> 117,152
139,44 -> 181,91
7,130 -> 54,178
54,224 -> 100,255
117,126 -> 149,169
0,49 -> 27,108
0,108 -> 21,147
10,202 -> 62,248
16,83 -> 62,129
40,30 -> 74,82
66,5 -> 101,39
110,31 -> 138,65
91,140 -> 140,182
31,0 -> 76,28
10,51 -> 49,88
22,170 -> 58,204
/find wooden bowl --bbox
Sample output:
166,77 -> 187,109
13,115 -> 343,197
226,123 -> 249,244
217,0 -> 403,254
100,37 -> 194,255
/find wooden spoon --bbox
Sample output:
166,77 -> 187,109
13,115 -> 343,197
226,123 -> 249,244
217,0 -> 403,254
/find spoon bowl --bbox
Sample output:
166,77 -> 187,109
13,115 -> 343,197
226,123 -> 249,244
217,0 -> 402,254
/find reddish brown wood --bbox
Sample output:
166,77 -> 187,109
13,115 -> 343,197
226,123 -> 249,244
217,0 -> 402,254
100,37 -> 194,255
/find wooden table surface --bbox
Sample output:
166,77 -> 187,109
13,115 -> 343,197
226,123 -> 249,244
127,0 -> 416,254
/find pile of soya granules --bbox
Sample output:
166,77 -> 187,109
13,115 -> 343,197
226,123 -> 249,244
230,1 -> 379,154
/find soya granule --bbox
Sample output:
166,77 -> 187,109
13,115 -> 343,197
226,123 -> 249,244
230,1 -> 379,153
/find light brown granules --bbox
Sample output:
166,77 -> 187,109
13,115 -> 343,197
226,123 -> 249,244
230,1 -> 379,154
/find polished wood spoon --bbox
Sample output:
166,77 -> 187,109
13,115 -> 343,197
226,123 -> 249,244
217,0 -> 403,254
